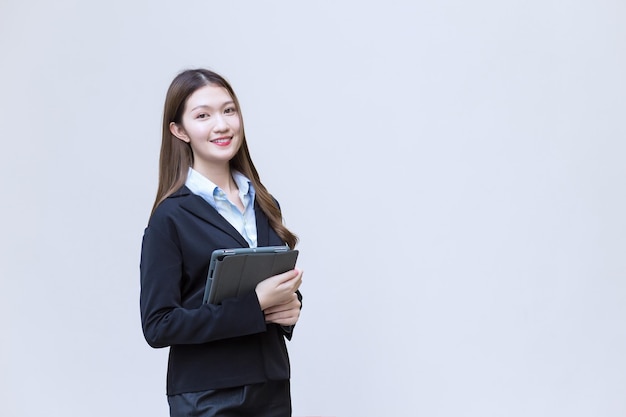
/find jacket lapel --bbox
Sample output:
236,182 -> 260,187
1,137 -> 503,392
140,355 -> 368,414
176,186 -> 250,247
255,201 -> 271,247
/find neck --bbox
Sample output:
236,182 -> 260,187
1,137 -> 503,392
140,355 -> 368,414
193,162 -> 237,193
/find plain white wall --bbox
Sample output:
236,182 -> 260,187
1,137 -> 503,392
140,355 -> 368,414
1,1 -> 625,416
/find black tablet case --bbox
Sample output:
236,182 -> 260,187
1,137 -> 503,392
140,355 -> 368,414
203,248 -> 299,304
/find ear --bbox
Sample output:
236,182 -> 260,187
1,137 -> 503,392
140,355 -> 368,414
170,122 -> 190,143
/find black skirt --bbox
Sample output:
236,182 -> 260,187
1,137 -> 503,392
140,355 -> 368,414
167,380 -> 291,417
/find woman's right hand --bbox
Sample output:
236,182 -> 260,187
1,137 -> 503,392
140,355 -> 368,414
255,268 -> 303,311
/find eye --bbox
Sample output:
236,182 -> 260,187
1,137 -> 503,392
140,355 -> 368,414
196,113 -> 209,119
224,107 -> 237,114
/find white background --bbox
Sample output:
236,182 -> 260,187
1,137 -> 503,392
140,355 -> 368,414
1,1 -> 625,416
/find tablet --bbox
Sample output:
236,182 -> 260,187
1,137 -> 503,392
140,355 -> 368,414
203,246 -> 299,304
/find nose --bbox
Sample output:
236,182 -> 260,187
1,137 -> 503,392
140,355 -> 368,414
213,114 -> 228,132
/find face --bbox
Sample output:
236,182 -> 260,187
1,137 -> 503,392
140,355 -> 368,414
170,84 -> 242,171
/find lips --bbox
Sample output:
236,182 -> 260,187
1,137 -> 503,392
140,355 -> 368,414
210,137 -> 232,146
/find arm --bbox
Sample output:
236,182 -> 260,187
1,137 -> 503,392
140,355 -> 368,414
139,226 -> 267,348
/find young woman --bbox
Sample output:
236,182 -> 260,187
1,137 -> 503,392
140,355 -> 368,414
140,68 -> 303,417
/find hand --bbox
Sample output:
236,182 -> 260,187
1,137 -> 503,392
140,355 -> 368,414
264,293 -> 301,326
255,268 -> 303,311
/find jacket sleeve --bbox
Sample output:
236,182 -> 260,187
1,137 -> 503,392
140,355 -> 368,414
139,225 -> 267,348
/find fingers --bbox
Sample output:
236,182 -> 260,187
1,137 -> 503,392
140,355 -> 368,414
285,269 -> 302,293
271,268 -> 303,289
264,293 -> 301,326
266,269 -> 302,294
263,294 -> 300,314
255,269 -> 303,311
264,303 -> 301,326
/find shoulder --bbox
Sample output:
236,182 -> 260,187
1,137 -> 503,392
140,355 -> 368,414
148,186 -> 193,229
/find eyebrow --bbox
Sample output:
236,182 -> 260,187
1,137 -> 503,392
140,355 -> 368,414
190,101 -> 235,112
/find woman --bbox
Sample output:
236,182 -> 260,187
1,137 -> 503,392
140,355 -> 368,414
140,68 -> 303,417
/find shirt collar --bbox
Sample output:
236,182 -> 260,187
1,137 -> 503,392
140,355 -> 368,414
185,167 -> 254,202
232,170 -> 252,195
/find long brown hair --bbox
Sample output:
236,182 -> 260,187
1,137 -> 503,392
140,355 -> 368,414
152,68 -> 298,249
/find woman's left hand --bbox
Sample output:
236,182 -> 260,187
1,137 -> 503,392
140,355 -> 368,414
263,293 -> 301,326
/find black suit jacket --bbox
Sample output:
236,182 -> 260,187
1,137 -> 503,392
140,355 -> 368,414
140,186 -> 296,395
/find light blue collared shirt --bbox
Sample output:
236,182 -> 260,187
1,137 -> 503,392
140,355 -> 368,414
185,167 -> 258,248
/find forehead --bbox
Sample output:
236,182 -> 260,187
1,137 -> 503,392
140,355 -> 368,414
185,84 -> 233,110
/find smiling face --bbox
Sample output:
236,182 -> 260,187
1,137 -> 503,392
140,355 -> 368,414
170,83 -> 242,174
